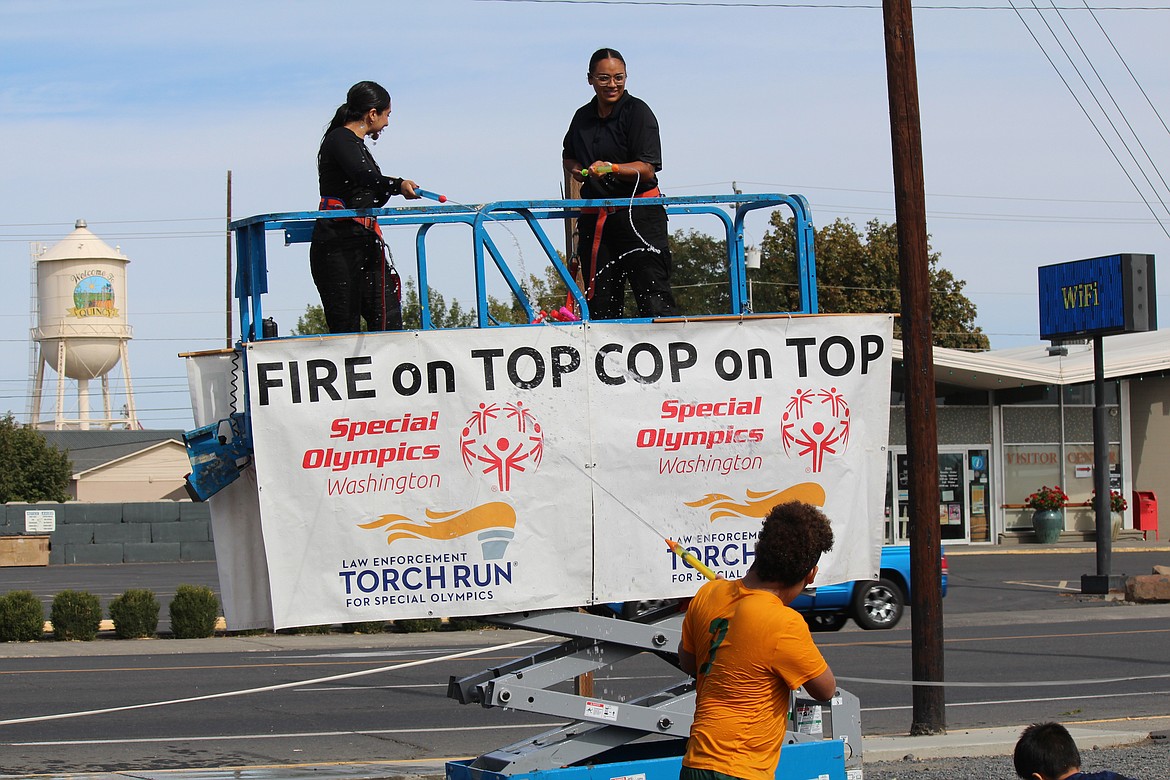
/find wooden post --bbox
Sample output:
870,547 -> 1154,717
226,170 -> 233,349
883,0 -> 946,735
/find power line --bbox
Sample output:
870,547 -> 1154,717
1009,0 -> 1170,240
1080,0 -> 1170,159
1033,0 -> 1170,223
0,218 -> 222,228
476,0 -> 1170,8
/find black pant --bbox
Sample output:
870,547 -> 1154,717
309,226 -> 402,334
576,204 -> 678,320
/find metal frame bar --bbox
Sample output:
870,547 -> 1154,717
229,193 -> 818,343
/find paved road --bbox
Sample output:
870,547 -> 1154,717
1,543 -> 1164,625
0,543 -> 1167,776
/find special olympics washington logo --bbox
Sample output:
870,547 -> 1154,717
780,387 -> 850,473
459,401 -> 544,492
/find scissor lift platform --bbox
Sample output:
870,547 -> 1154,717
445,609 -> 860,780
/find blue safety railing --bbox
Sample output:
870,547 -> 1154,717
229,194 -> 818,342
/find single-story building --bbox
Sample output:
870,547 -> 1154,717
39,430 -> 190,502
888,328 -> 1169,544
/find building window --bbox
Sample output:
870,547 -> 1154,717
999,380 -> 1121,534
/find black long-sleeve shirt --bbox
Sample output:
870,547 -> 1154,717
317,126 -> 402,209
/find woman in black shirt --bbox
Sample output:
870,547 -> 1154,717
311,81 -> 419,333
562,49 -> 678,320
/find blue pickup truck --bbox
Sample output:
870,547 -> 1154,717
793,545 -> 948,631
619,545 -> 947,630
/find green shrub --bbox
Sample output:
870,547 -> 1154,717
341,620 -> 388,634
392,617 -> 442,633
277,624 -> 333,635
169,584 -> 219,639
0,590 -> 46,642
443,616 -> 492,632
109,589 -> 159,639
50,590 -> 102,641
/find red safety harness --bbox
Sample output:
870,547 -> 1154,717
569,185 -> 661,311
318,196 -> 401,318
318,196 -> 383,237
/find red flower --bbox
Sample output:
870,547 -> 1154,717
1026,485 -> 1069,511
1093,488 -> 1128,513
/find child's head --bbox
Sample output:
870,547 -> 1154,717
1013,722 -> 1081,780
753,501 -> 834,587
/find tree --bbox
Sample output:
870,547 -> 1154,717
671,229 -> 731,316
291,277 -> 530,335
0,413 -> 71,503
757,216 -> 989,351
400,278 -> 477,329
291,304 -> 329,335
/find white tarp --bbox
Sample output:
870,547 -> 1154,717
185,350 -> 274,630
584,318 -> 891,604
209,315 -> 891,629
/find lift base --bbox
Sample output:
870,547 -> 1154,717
447,740 -> 846,780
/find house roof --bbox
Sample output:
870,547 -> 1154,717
893,328 -> 1170,390
38,430 -> 185,476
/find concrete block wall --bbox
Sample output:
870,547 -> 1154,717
1,502 -> 215,564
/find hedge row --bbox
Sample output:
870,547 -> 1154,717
0,585 -> 217,641
0,588 -> 490,641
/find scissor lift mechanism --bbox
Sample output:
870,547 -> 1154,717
447,608 -> 862,777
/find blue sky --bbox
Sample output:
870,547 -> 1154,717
2,0 -> 1168,428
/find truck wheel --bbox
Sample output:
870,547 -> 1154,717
850,578 -> 904,630
805,612 -> 848,632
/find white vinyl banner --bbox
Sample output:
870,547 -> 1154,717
584,318 -> 892,604
246,326 -> 594,628
244,315 -> 892,628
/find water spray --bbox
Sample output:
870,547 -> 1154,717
564,459 -> 717,582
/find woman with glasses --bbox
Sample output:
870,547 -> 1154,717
311,80 -> 420,334
562,48 -> 678,320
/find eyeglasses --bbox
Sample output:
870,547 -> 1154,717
591,73 -> 626,85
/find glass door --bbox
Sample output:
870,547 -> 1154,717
887,449 -> 972,544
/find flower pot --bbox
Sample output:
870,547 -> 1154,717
1032,509 -> 1063,544
1111,511 -> 1122,542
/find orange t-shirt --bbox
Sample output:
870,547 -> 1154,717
681,578 -> 828,780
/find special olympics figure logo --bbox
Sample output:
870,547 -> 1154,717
780,387 -> 850,473
460,402 -> 544,492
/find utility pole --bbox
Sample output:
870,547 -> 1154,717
226,170 -> 233,349
883,0 -> 946,735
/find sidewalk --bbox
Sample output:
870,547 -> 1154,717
1,722 -> 1163,780
862,719 -> 1166,762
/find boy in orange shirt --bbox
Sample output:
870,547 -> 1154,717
678,501 -> 837,780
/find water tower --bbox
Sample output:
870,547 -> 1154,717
30,220 -> 138,430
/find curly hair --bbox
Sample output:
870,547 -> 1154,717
753,501 -> 834,586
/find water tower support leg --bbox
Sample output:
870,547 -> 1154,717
101,374 -> 112,429
30,351 -> 45,427
55,342 -> 67,430
78,378 -> 90,430
120,341 -> 137,428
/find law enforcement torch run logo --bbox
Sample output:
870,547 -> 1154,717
781,387 -> 851,473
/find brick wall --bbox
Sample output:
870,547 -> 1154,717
1,502 -> 214,564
